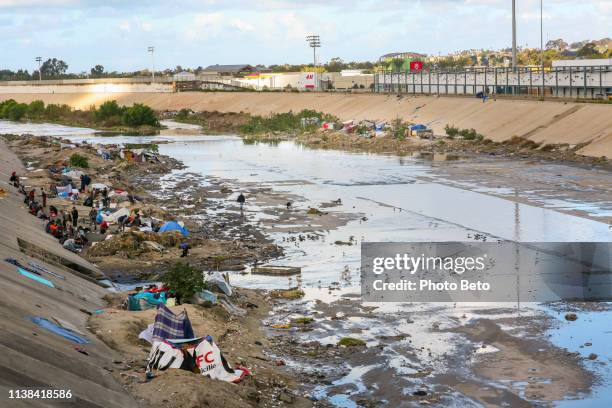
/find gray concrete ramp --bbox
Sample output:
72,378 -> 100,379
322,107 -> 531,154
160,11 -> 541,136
0,139 -> 138,407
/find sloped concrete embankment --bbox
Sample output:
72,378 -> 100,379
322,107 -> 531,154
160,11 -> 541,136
0,138 -> 137,408
1,92 -> 611,158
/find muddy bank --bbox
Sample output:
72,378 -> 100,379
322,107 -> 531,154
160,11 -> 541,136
2,132 -> 284,280
90,290 -> 313,408
265,294 -> 600,407
4,92 -> 611,158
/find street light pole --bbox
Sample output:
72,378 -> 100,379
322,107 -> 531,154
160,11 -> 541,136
512,0 -> 517,70
306,35 -> 321,89
147,46 -> 155,82
540,0 -> 545,98
35,57 -> 42,81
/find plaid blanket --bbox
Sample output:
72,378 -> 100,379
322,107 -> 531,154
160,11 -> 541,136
152,303 -> 195,343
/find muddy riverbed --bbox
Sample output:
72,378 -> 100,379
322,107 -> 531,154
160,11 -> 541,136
2,119 -> 611,407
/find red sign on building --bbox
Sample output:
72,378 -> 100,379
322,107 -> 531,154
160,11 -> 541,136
410,61 -> 424,72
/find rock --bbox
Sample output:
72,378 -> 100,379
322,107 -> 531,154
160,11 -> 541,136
565,313 -> 578,321
413,390 -> 428,396
279,391 -> 294,404
588,353 -> 598,360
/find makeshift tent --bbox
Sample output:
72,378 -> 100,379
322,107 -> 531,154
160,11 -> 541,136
103,207 -> 130,223
56,185 -> 72,195
158,221 -> 189,237
147,336 -> 249,383
151,303 -> 195,343
410,124 -> 427,131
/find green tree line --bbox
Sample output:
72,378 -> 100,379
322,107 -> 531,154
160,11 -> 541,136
0,99 -> 159,128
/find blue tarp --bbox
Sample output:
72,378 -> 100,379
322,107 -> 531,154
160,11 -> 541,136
410,124 -> 427,131
30,317 -> 89,344
128,291 -> 167,311
159,221 -> 189,237
18,268 -> 55,288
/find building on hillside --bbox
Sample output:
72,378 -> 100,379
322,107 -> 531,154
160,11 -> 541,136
379,52 -> 427,62
552,58 -> 612,68
173,71 -> 196,81
379,52 -> 427,72
202,64 -> 255,76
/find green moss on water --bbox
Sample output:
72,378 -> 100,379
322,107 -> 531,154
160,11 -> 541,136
292,317 -> 314,325
338,337 -> 366,347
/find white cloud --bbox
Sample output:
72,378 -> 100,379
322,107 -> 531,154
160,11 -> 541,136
230,18 -> 254,32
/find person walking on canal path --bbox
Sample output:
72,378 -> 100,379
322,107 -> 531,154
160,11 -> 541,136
71,206 -> 79,228
237,193 -> 246,213
89,207 -> 98,231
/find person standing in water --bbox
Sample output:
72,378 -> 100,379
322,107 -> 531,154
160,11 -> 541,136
237,193 -> 246,213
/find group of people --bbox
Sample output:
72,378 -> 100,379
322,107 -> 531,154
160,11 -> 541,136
9,170 -> 93,253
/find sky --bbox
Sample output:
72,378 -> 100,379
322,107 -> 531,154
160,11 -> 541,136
0,0 -> 610,73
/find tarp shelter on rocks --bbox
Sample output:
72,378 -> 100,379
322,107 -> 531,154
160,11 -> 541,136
56,185 -> 72,195
410,124 -> 427,131
91,183 -> 108,191
159,221 -> 189,237
62,169 -> 85,179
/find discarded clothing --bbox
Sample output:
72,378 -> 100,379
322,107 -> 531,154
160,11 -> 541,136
147,336 -> 249,383
28,262 -> 65,280
128,294 -> 158,311
151,303 -> 195,343
18,268 -> 55,288
30,317 -> 89,344
139,323 -> 155,344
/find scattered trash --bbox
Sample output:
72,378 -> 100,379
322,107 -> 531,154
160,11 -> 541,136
270,288 -> 305,300
30,317 -> 89,344
206,272 -> 232,296
565,313 -> 578,321
219,298 -> 247,317
28,262 -> 66,280
251,265 -> 301,276
18,267 -> 55,288
147,335 -> 250,383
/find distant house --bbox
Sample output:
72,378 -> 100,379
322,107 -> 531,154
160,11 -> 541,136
202,64 -> 255,76
173,71 -> 196,81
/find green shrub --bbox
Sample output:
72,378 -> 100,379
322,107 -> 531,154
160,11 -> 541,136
161,262 -> 204,301
176,108 -> 191,120
27,100 -> 45,117
69,153 -> 89,168
7,102 -> 28,121
0,99 -> 36,121
444,124 -> 459,138
94,100 -> 125,122
44,103 -> 72,120
239,109 -> 338,134
459,128 -> 484,141
122,103 -> 159,127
